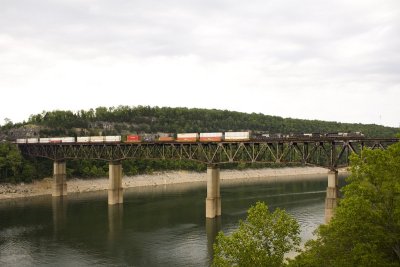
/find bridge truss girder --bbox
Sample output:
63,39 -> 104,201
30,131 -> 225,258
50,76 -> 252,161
18,138 -> 398,169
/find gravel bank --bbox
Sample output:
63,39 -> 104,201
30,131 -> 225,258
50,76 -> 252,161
0,167 -> 348,200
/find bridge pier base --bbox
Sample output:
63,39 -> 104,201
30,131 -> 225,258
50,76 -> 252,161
206,165 -> 221,218
52,161 -> 67,197
325,170 -> 339,223
108,162 -> 123,205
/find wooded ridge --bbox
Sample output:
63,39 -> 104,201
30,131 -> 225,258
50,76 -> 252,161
1,106 -> 398,138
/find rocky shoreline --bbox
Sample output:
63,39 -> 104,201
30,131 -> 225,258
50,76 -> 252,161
0,167 -> 348,200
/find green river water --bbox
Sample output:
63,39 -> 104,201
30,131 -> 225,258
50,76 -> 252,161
0,174 -> 345,266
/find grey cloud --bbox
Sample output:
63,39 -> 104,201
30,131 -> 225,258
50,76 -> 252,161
0,0 -> 399,126
2,0 -> 398,63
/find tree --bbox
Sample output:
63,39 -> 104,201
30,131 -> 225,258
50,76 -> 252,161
0,142 -> 24,182
289,141 -> 400,267
212,201 -> 300,267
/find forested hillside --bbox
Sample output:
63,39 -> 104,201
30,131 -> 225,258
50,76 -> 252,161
2,105 -> 398,138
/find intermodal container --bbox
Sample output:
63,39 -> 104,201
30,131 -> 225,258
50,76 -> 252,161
105,136 -> 121,142
126,135 -> 141,142
90,136 -> 105,143
39,138 -> 50,143
48,137 -> 75,143
60,137 -> 75,143
199,132 -> 223,142
27,138 -> 39,143
49,138 -> 62,143
77,137 -> 90,143
158,136 -> 175,142
49,137 -> 75,143
177,133 -> 199,142
16,139 -> 27,144
224,131 -> 250,141
158,133 -> 174,142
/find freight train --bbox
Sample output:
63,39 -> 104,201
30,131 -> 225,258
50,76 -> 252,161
15,131 -> 365,144
16,131 -> 251,144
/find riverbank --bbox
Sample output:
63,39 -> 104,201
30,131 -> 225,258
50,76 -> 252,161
0,167 -> 348,200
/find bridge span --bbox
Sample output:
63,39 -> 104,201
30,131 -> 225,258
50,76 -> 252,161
17,137 -> 399,222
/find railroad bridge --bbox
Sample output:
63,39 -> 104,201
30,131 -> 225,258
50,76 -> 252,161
17,137 -> 399,223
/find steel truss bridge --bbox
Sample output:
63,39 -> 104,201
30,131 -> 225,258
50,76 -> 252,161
17,137 -> 399,170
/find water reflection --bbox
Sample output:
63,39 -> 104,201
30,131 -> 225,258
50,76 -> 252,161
205,217 -> 221,260
52,196 -> 67,234
108,204 -> 123,244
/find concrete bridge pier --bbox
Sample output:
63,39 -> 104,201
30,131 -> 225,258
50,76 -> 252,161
108,161 -> 123,205
53,160 -> 67,197
325,169 -> 339,223
206,165 -> 221,218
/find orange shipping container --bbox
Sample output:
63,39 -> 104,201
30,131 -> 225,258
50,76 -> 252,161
158,136 -> 175,142
199,137 -> 222,142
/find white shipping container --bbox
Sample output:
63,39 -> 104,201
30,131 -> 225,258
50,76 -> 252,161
90,136 -> 105,142
39,138 -> 50,143
77,137 -> 90,143
16,139 -> 27,144
200,132 -> 223,138
177,133 -> 199,138
48,137 -> 62,143
224,132 -> 250,140
27,138 -> 39,143
105,136 -> 121,142
60,137 -> 75,143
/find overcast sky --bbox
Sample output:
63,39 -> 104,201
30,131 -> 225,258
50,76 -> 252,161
1,0 -> 399,127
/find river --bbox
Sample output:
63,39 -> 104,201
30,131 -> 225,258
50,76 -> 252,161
0,174 -> 345,266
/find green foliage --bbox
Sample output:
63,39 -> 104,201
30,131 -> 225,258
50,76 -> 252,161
0,142 -> 45,183
0,142 -> 22,182
213,201 -> 301,267
289,142 -> 400,267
